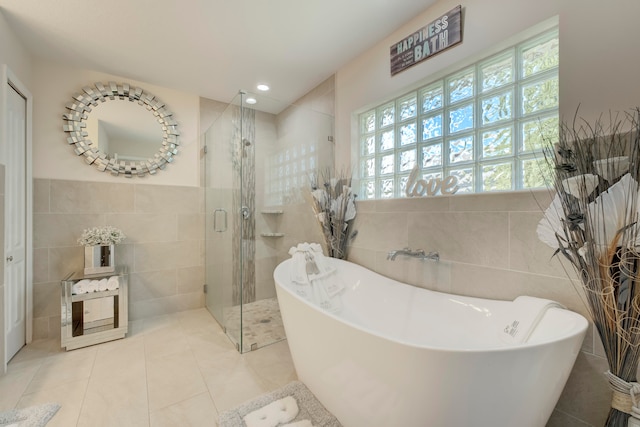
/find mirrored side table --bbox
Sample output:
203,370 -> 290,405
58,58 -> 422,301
60,266 -> 128,351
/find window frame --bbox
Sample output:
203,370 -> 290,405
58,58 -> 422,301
357,27 -> 559,199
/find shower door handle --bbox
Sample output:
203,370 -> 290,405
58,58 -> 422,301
241,206 -> 251,220
213,208 -> 227,232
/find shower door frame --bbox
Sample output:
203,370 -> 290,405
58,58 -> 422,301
205,91 -> 260,352
204,92 -> 246,352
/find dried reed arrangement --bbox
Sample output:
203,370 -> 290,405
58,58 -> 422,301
537,109 -> 640,426
308,169 -> 358,259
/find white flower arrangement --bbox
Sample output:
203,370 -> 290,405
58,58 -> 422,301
537,109 -> 640,426
308,170 -> 358,259
78,226 -> 126,246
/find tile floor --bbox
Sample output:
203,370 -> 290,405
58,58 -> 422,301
224,297 -> 287,352
0,308 -> 297,426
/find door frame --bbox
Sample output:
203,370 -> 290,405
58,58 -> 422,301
1,64 -> 33,372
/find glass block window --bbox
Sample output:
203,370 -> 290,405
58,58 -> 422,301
358,28 -> 558,199
266,142 -> 318,205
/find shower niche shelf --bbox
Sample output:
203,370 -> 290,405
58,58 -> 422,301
260,209 -> 284,237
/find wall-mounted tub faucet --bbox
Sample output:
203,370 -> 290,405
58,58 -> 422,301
387,248 -> 439,261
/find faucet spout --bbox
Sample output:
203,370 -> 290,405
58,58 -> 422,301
387,247 -> 409,261
387,248 -> 439,262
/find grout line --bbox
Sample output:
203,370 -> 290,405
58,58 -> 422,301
73,348 -> 99,426
141,320 -> 152,427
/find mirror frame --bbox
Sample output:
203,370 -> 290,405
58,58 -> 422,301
62,81 -> 179,177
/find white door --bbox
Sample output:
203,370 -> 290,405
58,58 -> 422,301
5,80 -> 27,361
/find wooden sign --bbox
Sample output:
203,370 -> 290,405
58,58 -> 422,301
390,5 -> 463,76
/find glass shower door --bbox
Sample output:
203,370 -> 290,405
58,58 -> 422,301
204,89 -> 333,353
204,94 -> 243,350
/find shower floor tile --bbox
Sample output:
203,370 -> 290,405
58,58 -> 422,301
223,297 -> 287,352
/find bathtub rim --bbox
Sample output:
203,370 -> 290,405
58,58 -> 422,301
274,257 -> 589,354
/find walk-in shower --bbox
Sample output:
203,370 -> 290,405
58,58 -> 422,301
204,90 -> 333,352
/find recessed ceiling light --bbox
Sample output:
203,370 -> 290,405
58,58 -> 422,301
245,97 -> 257,104
257,84 -> 270,91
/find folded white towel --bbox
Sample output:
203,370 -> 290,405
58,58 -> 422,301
106,276 -> 120,291
299,244 -> 343,287
311,279 -> 342,314
288,242 -> 344,313
288,244 -> 319,299
72,279 -> 91,295
292,280 -> 312,300
306,257 -> 344,298
86,280 -> 100,293
499,296 -> 565,344
288,245 -> 310,285
243,396 -> 299,427
98,278 -> 109,292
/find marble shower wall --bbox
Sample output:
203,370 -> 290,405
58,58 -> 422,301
32,179 -> 205,339
231,106 -> 256,306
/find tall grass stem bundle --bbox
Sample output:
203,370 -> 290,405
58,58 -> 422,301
538,109 -> 640,426
308,169 -> 357,259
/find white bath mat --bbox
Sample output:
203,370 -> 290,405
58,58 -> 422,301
0,403 -> 60,427
218,381 -> 342,427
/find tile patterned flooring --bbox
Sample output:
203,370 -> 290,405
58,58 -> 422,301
223,297 -> 287,352
0,308 -> 297,426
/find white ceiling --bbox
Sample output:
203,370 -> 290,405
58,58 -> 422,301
0,0 -> 437,107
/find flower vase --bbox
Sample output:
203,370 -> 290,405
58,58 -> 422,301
84,245 -> 115,275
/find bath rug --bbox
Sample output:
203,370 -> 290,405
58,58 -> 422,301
0,403 -> 60,427
218,381 -> 342,427
243,396 -> 298,427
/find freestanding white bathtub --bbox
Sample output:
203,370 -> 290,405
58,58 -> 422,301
274,257 -> 588,427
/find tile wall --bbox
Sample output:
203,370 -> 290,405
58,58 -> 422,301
32,179 -> 205,340
0,164 -> 5,370
268,76 -> 336,266
348,190 -> 615,426
200,76 -> 336,307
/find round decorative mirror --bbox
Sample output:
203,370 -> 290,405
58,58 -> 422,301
62,82 -> 179,177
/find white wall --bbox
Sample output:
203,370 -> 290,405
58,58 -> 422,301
0,11 -> 32,86
335,0 -> 640,168
334,2 -> 640,424
0,10 -> 32,374
32,59 -> 201,187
